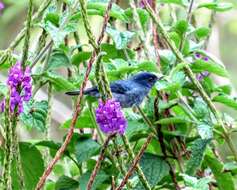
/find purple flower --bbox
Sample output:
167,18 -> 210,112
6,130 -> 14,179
0,2 -> 4,12
96,99 -> 127,135
0,99 -> 5,112
195,53 -> 201,59
203,57 -> 209,62
139,0 -> 152,8
5,61 -> 32,114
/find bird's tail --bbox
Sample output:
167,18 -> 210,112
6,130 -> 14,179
65,90 -> 80,96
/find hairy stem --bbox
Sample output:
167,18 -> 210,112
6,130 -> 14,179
8,0 -> 51,50
2,98 -> 12,190
87,134 -> 115,190
144,0 -> 237,161
21,0 -> 33,69
116,135 -> 153,190
121,135 -> 152,190
35,1 -> 113,189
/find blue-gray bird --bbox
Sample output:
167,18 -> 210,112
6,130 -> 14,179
66,72 -> 158,108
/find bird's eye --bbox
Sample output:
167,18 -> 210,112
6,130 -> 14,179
148,77 -> 154,82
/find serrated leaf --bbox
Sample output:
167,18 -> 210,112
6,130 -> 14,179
79,170 -> 109,190
197,123 -> 213,140
135,153 -> 169,189
213,95 -> 237,111
181,174 -> 212,190
20,100 -> 48,132
186,138 -> 210,175
205,154 -> 235,190
55,176 -> 79,190
191,59 -> 229,77
198,2 -> 233,12
47,49 -> 70,70
193,98 -> 209,120
75,138 -> 101,164
106,27 -> 135,49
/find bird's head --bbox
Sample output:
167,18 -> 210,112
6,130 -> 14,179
130,72 -> 159,88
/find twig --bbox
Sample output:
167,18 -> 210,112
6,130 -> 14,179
2,98 -> 12,190
21,0 -> 33,69
30,40 -> 53,69
34,1 -> 114,189
143,0 -> 237,161
8,0 -> 51,50
87,134 -> 115,190
121,135 -> 152,190
154,95 -> 181,190
115,134 -> 153,190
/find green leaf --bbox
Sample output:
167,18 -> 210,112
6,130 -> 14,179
75,138 -> 101,164
106,27 -> 135,50
71,2 -> 128,22
100,43 -> 135,62
155,116 -> 192,125
157,0 -> 188,6
205,154 -> 235,190
191,59 -> 229,77
20,100 -> 48,132
198,2 -> 233,12
79,170 -> 109,190
17,142 -> 44,190
156,72 -> 185,92
47,49 -> 70,70
186,138 -> 210,175
197,123 -> 213,140
125,8 -> 149,30
125,120 -> 150,141
193,98 -> 209,120
55,176 -> 79,190
44,11 -> 78,47
0,82 -> 8,101
181,174 -> 212,190
60,108 -> 95,129
43,71 -> 76,91
135,153 -> 169,189
213,95 -> 237,111
194,27 -> 210,40
174,20 -> 188,35
71,51 -> 92,66
44,12 -> 60,26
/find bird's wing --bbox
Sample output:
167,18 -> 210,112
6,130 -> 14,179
66,80 -> 132,96
110,80 -> 132,94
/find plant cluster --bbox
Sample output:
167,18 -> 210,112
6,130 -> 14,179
0,0 -> 237,190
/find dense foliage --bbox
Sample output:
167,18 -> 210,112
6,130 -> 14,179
0,0 -> 237,190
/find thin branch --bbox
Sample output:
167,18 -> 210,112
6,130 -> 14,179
21,0 -> 33,69
34,1 -> 114,189
143,0 -> 237,161
8,0 -> 51,50
122,135 -> 152,190
87,134 -> 115,190
115,134 -> 153,190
